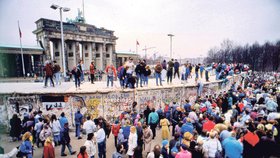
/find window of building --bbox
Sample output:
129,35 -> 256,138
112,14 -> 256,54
85,45 -> 88,50
55,43 -> 58,49
95,45 -> 98,51
68,44 -> 72,50
85,53 -> 89,57
106,54 -> 110,58
96,53 -> 100,58
105,46 -> 108,52
55,52 -> 60,56
69,52 -> 73,57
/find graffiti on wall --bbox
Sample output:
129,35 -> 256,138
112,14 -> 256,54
7,96 -> 37,118
103,92 -> 134,122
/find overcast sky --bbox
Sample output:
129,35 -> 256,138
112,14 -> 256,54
0,0 -> 280,58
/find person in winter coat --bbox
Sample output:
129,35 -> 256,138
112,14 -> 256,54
112,120 -> 121,149
19,132 -> 33,158
105,64 -> 117,88
84,133 -> 96,158
160,117 -> 170,140
143,125 -> 153,154
175,144 -> 192,158
222,132 -> 243,158
9,114 -> 22,141
161,140 -> 169,158
50,114 -> 61,146
60,123 -> 76,156
202,131 -> 222,158
127,126 -> 138,158
71,66 -> 82,90
74,109 -> 83,139
155,61 -> 163,86
147,144 -> 161,158
89,61 -> 95,84
77,146 -> 89,158
39,124 -> 52,145
44,62 -> 54,87
143,65 -> 151,86
43,137 -> 55,158
112,144 -> 124,158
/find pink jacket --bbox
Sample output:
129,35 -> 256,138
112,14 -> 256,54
175,150 -> 192,158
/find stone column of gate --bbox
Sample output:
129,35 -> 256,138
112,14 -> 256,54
102,43 -> 107,69
108,44 -> 113,65
99,43 -> 104,70
91,42 -> 96,64
58,41 -> 63,70
72,41 -> 77,68
88,42 -> 93,66
75,41 -> 80,66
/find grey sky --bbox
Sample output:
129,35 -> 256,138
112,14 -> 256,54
0,0 -> 280,58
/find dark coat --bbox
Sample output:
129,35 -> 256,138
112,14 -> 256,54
10,117 -> 22,137
60,127 -> 70,145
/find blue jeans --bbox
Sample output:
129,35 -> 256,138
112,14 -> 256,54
54,134 -> 61,144
155,73 -> 162,86
125,73 -> 132,88
61,143 -> 73,155
107,76 -> 113,87
119,78 -> 125,88
81,71 -> 84,81
136,73 -> 141,87
144,76 -> 148,85
137,73 -> 144,87
74,76 -> 80,88
98,141 -> 106,158
75,124 -> 81,137
54,72 -> 61,85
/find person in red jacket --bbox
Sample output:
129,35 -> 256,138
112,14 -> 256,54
77,146 -> 89,158
111,120 -> 121,149
43,62 -> 55,88
202,116 -> 216,132
105,64 -> 117,88
43,137 -> 55,158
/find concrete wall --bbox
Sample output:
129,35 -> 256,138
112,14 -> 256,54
0,75 -> 241,128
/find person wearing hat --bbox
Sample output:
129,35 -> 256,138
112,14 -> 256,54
161,140 -> 169,158
175,144 -> 192,158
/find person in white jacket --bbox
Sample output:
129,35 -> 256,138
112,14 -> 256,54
203,130 -> 222,158
83,116 -> 96,135
50,114 -> 61,146
127,126 -> 138,158
84,133 -> 96,158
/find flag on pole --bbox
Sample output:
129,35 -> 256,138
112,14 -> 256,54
18,22 -> 22,38
136,40 -> 139,45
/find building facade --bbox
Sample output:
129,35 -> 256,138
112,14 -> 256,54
0,44 -> 43,77
33,18 -> 118,73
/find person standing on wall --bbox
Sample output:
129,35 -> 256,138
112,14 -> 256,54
43,61 -> 55,88
53,60 -> 61,85
89,61 -> 95,84
125,58 -> 135,88
167,59 -> 174,84
105,63 -> 117,88
71,66 -> 82,90
155,61 -> 163,86
173,59 -> 180,79
77,60 -> 85,82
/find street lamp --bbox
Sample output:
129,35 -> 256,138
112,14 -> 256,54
50,4 -> 70,79
167,34 -> 174,59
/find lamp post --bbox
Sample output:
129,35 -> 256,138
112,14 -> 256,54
167,34 -> 174,59
50,4 -> 70,79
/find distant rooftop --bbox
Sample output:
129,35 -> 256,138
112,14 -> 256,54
116,51 -> 139,55
0,44 -> 43,50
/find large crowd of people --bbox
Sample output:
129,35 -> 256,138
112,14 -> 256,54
3,62 -> 280,158
43,57 -> 249,91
